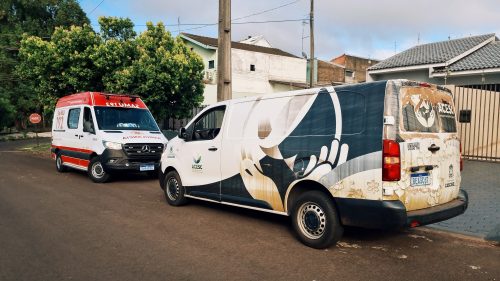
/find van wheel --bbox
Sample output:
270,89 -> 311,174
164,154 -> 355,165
88,157 -> 110,183
163,171 -> 188,206
291,191 -> 343,249
56,153 -> 67,173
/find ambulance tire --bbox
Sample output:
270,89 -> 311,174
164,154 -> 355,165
163,171 -> 188,206
55,152 -> 67,173
88,157 -> 110,183
291,191 -> 343,249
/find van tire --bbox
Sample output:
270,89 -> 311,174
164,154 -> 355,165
56,152 -> 67,173
163,171 -> 188,206
88,157 -> 110,183
291,191 -> 343,249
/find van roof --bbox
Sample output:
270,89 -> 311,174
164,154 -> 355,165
223,80 -> 451,106
55,92 -> 147,109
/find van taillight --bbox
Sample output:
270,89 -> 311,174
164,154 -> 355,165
460,141 -> 463,171
383,139 -> 401,181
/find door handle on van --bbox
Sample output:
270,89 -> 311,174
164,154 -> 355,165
208,147 -> 218,151
428,144 -> 440,152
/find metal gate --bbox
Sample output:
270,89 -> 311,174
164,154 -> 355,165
452,84 -> 500,162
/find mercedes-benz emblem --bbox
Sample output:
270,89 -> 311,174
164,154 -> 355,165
142,145 -> 150,152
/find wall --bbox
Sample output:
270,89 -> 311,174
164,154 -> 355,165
184,39 -> 307,104
333,54 -> 379,83
317,60 -> 344,84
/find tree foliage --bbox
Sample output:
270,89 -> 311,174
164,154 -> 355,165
0,0 -> 89,129
17,18 -> 205,123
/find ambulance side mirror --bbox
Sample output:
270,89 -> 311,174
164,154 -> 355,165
178,127 -> 187,140
83,121 -> 95,134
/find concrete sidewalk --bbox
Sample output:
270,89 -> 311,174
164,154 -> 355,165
429,160 -> 500,242
0,131 -> 51,141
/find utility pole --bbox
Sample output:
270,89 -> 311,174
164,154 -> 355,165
309,0 -> 314,88
217,0 -> 232,101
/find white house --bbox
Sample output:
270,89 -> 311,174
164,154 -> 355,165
367,34 -> 500,162
180,33 -> 307,105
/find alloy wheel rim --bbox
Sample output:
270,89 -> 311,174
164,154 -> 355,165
92,162 -> 105,178
297,202 -> 326,239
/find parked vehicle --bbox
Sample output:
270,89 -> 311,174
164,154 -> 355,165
159,80 -> 468,248
51,92 -> 167,183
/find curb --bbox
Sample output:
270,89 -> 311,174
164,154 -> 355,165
418,226 -> 499,247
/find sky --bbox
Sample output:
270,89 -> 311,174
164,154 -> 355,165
79,0 -> 500,61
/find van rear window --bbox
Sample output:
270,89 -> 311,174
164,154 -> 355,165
400,87 -> 457,133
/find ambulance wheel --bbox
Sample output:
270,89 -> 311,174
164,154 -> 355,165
291,191 -> 343,249
88,157 -> 110,183
55,152 -> 67,173
163,171 -> 188,206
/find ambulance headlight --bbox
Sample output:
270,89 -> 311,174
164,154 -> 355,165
103,141 -> 122,150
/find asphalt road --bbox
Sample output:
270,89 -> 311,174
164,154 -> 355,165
1,139 -> 499,281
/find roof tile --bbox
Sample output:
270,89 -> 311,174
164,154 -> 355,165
369,34 -> 495,71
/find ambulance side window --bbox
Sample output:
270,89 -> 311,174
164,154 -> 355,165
83,107 -> 95,134
67,108 -> 81,129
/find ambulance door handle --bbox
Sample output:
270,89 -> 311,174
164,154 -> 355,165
208,147 -> 218,151
75,134 -> 83,139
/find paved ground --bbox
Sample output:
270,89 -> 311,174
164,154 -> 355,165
0,139 -> 499,281
431,160 -> 500,242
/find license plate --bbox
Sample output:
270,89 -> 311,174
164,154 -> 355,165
410,172 -> 431,186
139,164 -> 155,171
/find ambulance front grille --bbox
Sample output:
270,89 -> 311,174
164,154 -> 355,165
123,143 -> 164,158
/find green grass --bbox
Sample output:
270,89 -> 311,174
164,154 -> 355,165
20,143 -> 51,154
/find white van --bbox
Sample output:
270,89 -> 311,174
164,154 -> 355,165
51,92 -> 167,183
159,80 -> 468,248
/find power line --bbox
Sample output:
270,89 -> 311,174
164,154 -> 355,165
88,0 -> 105,15
233,0 -> 302,21
176,18 -> 306,33
175,0 -> 303,33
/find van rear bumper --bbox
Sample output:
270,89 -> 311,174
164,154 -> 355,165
334,190 -> 468,229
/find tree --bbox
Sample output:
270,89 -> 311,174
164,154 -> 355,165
104,22 -> 205,120
17,18 -> 205,125
0,0 -> 89,129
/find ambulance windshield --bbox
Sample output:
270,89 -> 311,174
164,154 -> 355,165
94,107 -> 159,131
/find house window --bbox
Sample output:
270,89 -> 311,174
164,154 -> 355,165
250,64 -> 255,71
459,110 -> 471,123
345,70 -> 354,78
208,60 -> 215,69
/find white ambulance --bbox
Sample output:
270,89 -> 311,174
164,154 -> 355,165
51,92 -> 167,183
159,80 -> 468,249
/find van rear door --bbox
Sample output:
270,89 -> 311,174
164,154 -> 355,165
395,83 -> 461,211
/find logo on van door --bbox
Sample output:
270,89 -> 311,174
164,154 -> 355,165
192,154 -> 202,172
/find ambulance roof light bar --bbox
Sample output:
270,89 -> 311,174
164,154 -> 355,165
100,93 -> 140,102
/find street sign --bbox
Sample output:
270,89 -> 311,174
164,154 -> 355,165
29,113 -> 42,124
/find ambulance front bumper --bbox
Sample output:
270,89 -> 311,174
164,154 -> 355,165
101,148 -> 161,171
334,190 -> 468,229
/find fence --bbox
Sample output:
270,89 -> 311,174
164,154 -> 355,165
163,106 -> 207,131
452,84 -> 500,162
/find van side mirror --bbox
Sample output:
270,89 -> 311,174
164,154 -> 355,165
83,121 -> 95,134
178,127 -> 187,139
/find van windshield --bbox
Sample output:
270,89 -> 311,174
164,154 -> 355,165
94,107 -> 159,131
400,87 -> 457,133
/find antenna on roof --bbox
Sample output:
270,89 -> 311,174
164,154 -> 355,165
417,32 -> 420,45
